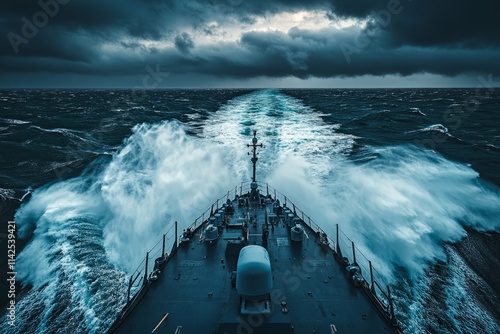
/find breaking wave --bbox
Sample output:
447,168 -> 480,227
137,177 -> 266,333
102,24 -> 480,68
6,122 -> 239,333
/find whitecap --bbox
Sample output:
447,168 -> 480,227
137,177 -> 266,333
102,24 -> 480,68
408,107 -> 426,116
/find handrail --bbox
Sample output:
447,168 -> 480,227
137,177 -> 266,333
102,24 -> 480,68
119,181 -> 397,324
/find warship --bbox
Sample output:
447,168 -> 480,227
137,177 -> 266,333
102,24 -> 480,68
108,131 -> 403,334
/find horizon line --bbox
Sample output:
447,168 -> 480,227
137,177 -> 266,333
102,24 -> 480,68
1,86 -> 498,90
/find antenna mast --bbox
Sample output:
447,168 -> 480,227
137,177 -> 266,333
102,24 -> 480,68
247,130 -> 263,182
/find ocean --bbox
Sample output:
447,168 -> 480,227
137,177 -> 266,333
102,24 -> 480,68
1,88 -> 499,333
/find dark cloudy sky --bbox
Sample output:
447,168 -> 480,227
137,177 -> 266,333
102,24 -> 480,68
1,0 -> 499,88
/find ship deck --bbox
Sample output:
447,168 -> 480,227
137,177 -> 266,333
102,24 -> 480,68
110,191 -> 401,334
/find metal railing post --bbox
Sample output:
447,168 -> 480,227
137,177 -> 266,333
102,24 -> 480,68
369,261 -> 375,293
351,241 -> 356,265
143,252 -> 149,286
127,276 -> 133,302
336,224 -> 340,254
388,285 -> 395,323
174,221 -> 178,249
162,234 -> 166,258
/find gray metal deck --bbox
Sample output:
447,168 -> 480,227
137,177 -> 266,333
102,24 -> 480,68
110,190 -> 401,334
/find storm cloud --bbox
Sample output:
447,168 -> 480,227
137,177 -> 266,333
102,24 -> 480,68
1,0 -> 499,87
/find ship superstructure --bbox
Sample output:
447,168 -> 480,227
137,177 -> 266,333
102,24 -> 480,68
109,131 -> 401,334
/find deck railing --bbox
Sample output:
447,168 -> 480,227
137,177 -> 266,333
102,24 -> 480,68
120,181 -> 397,325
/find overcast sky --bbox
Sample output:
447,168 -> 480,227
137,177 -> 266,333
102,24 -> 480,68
1,0 -> 499,88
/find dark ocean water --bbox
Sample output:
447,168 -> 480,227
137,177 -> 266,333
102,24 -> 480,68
1,88 -> 499,333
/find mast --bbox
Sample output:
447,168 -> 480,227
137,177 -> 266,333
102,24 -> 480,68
247,130 -> 263,182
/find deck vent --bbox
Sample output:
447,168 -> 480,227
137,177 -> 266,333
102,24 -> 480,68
205,224 -> 219,241
291,224 -> 304,242
209,217 -> 216,226
214,213 -> 222,226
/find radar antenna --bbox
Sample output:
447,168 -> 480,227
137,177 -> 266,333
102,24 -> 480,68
247,130 -> 263,182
